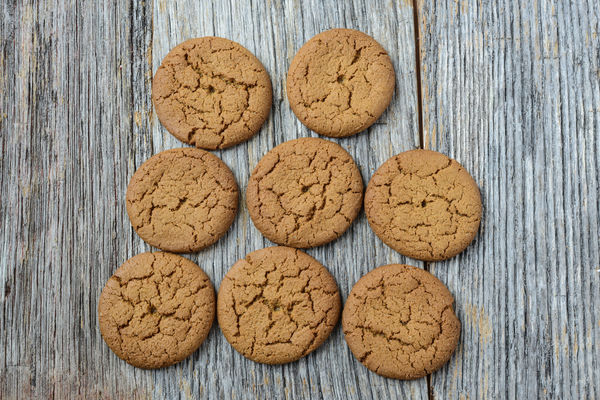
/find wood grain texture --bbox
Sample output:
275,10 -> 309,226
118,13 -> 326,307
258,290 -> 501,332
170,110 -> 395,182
0,0 -> 154,398
0,0 -> 423,398
3,0 -> 599,398
417,0 -> 600,398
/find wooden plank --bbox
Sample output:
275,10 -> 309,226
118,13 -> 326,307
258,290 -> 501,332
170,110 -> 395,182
0,0 -> 424,399
0,0 -> 155,398
148,1 -> 423,399
417,0 -> 600,398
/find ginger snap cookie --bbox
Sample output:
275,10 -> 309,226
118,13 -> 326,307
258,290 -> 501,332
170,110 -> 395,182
365,149 -> 482,261
217,246 -> 341,364
126,148 -> 238,253
287,28 -> 395,137
246,138 -> 363,248
98,252 -> 215,369
152,37 -> 272,149
342,264 -> 460,379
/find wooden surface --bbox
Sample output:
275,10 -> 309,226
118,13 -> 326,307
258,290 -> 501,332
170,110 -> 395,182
0,0 -> 598,399
418,1 -> 600,398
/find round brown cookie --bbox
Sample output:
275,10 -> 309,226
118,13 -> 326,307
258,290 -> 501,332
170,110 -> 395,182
217,246 -> 341,364
342,264 -> 460,379
98,252 -> 215,369
365,149 -> 482,261
246,137 -> 363,248
126,148 -> 238,253
152,37 -> 272,149
286,29 -> 395,137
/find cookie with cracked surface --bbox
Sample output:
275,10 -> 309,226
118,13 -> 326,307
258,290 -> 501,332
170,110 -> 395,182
126,148 -> 238,253
286,28 -> 395,137
152,37 -> 272,149
217,246 -> 341,364
342,264 -> 460,379
246,137 -> 363,248
98,252 -> 215,369
365,149 -> 482,261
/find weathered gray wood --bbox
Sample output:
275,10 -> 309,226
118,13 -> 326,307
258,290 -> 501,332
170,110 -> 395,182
0,0 -> 423,398
0,0 -> 154,398
4,0 -> 599,398
417,0 -> 600,398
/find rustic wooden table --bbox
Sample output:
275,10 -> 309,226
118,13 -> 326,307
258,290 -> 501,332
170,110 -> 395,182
1,0 -> 599,398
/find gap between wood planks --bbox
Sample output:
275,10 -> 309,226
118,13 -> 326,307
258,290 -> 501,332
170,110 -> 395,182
412,0 -> 425,150
411,1 -> 435,400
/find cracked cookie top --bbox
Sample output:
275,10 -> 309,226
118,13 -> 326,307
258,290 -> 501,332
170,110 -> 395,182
342,264 -> 460,379
365,149 -> 482,261
217,246 -> 341,364
287,29 -> 395,137
126,148 -> 238,253
98,252 -> 215,369
246,138 -> 363,248
152,37 -> 272,149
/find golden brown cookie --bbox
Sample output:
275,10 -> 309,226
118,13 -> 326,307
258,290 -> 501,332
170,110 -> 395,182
286,29 -> 395,137
152,37 -> 272,149
246,138 -> 363,248
126,148 -> 238,253
365,149 -> 482,261
217,246 -> 341,364
98,252 -> 215,369
342,264 -> 460,379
